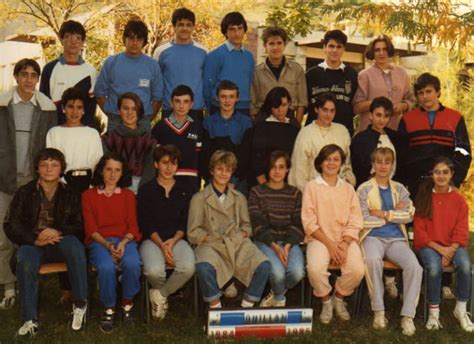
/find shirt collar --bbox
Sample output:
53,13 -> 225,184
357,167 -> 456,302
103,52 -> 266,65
225,40 -> 245,52
319,60 -> 346,71
59,54 -> 84,65
266,115 -> 289,123
212,183 -> 228,197
169,113 -> 193,125
420,103 -> 445,112
432,186 -> 452,193
97,187 -> 122,195
13,89 -> 37,105
315,175 -> 344,187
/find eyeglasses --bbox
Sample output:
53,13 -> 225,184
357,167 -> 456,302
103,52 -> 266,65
432,169 -> 451,176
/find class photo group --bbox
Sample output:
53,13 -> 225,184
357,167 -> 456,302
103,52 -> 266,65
0,6 -> 472,339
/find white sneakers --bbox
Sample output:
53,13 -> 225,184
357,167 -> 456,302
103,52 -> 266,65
259,291 -> 286,307
401,316 -> 416,336
18,320 -> 38,336
384,276 -> 398,299
149,288 -> 168,320
71,304 -> 87,331
320,295 -> 350,324
373,311 -> 388,330
453,308 -> 474,332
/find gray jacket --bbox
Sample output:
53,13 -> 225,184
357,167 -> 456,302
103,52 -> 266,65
0,88 -> 57,194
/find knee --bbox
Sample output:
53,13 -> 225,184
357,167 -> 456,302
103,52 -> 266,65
424,263 -> 442,279
349,260 -> 365,282
96,261 -> 116,277
144,265 -> 166,281
196,262 -> 215,279
256,260 -> 271,277
121,256 -> 141,273
16,247 -> 39,273
457,260 -> 472,276
306,261 -> 326,279
365,255 -> 383,269
271,264 -> 286,283
288,265 -> 305,283
180,261 -> 196,279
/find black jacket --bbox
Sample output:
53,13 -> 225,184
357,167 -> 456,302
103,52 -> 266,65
350,126 -> 400,188
4,180 -> 83,246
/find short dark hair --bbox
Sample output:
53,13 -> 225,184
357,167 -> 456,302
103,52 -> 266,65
323,30 -> 347,46
91,152 -> 131,188
172,8 -> 195,26
171,84 -> 194,101
262,26 -> 287,44
314,92 -> 337,110
153,144 -> 181,164
123,19 -> 148,46
266,150 -> 291,177
314,144 -> 346,174
365,34 -> 395,60
257,87 -> 299,127
216,80 -> 239,97
61,87 -> 86,107
414,72 -> 441,94
59,20 -> 86,40
221,12 -> 247,37
13,58 -> 41,76
369,96 -> 393,116
118,92 -> 144,120
34,148 -> 67,175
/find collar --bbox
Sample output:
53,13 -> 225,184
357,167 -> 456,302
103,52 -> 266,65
59,54 -> 84,65
315,175 -> 344,187
171,39 -> 194,46
13,89 -> 37,105
169,113 -> 193,125
266,115 -> 289,123
420,103 -> 445,112
374,63 -> 393,74
432,186 -> 452,193
97,187 -> 122,195
225,40 -> 245,52
212,183 -> 228,197
319,60 -> 346,71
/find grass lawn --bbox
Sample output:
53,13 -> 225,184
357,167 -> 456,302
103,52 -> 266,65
1,237 -> 474,343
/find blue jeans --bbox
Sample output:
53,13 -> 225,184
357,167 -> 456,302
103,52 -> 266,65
16,235 -> 88,321
420,247 -> 472,305
196,261 -> 271,303
88,237 -> 141,308
256,241 -> 305,301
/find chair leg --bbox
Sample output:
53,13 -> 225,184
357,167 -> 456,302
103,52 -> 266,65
300,278 -> 305,307
470,269 -> 474,314
306,278 -> 312,308
423,269 -> 428,323
193,273 -> 200,317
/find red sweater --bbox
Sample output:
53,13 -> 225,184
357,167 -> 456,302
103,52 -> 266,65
82,187 -> 142,244
414,190 -> 469,251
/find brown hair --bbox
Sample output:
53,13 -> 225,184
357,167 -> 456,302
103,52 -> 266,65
262,26 -> 287,44
118,92 -> 144,120
265,150 -> 291,178
314,144 -> 346,174
365,34 -> 395,60
153,144 -> 181,164
370,147 -> 395,163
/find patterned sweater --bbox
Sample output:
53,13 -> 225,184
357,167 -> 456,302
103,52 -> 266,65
248,183 -> 304,245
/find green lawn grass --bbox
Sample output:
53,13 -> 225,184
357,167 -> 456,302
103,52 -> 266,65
2,238 -> 474,343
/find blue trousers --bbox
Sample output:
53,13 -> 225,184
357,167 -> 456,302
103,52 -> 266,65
420,247 -> 472,305
196,260 -> 271,303
256,241 -> 305,301
88,237 -> 141,308
16,235 -> 88,321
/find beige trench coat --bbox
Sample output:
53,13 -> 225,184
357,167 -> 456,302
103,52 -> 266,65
187,184 -> 268,288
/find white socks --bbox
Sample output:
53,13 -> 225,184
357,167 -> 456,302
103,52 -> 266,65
455,301 -> 467,314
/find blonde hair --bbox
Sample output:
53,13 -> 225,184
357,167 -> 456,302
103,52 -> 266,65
209,150 -> 238,172
370,147 -> 395,163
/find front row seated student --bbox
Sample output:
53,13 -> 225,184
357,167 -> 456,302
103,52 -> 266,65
414,157 -> 474,332
46,87 -> 103,193
152,85 -> 202,195
351,96 -> 399,188
302,144 -> 364,324
4,148 -> 88,336
188,150 -> 271,308
82,153 -> 142,334
357,147 -> 422,336
138,144 -> 195,320
248,150 -> 305,307
102,92 -> 157,194
201,80 -> 253,193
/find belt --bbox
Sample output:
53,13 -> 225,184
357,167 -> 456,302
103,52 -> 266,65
67,169 -> 91,177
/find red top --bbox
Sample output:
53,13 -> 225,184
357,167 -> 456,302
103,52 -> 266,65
82,187 -> 142,244
414,190 -> 469,251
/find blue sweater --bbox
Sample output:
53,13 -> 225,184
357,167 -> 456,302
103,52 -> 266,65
154,41 -> 207,110
203,41 -> 255,109
94,52 -> 163,116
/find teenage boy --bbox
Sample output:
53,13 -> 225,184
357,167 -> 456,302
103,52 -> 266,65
251,26 -> 307,123
40,20 -> 97,127
351,96 -> 399,188
203,12 -> 254,116
0,59 -> 56,311
398,72 -> 471,197
188,150 -> 271,309
201,80 -> 252,193
95,19 -> 163,131
305,30 -> 358,135
138,144 -> 195,320
153,8 -> 207,123
152,85 -> 202,194
4,148 -> 88,336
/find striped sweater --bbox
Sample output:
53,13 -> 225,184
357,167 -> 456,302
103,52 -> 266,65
248,183 -> 304,245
